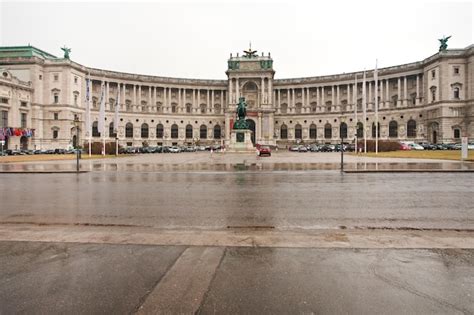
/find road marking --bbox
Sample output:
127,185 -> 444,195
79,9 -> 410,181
136,247 -> 224,314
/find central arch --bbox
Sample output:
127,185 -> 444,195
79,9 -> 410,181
246,119 -> 256,144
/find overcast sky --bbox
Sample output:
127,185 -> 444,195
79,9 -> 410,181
1,0 -> 472,79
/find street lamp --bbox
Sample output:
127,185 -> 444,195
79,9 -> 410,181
73,116 -> 80,173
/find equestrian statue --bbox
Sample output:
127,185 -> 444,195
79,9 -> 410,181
233,97 -> 249,129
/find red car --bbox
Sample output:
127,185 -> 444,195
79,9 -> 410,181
399,143 -> 412,150
257,145 -> 271,156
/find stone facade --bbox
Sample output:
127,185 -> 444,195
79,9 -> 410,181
0,44 -> 473,150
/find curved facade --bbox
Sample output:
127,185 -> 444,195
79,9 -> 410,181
0,44 -> 473,150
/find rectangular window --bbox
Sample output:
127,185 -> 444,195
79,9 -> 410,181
54,94 -> 59,104
431,70 -> 436,79
21,113 -> 27,128
39,75 -> 42,80
54,74 -> 59,81
53,130 -> 58,139
0,98 -> 8,104
0,111 -> 8,127
54,113 -> 59,120
453,67 -> 460,75
74,76 -> 78,84
20,101 -> 27,107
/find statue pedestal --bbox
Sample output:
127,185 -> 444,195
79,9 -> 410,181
228,129 -> 254,152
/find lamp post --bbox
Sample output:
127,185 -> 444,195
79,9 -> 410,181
73,117 -> 80,173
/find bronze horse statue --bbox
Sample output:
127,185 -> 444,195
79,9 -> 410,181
233,97 -> 249,129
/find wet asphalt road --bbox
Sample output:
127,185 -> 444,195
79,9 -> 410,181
0,241 -> 472,314
0,170 -> 473,230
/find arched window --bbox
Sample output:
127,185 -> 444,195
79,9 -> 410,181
295,103 -> 302,114
141,123 -> 149,138
389,121 -> 398,138
125,123 -> 133,138
186,104 -> 192,113
200,104 -> 206,114
92,121 -> 100,137
407,120 -> 416,138
371,122 -> 380,138
356,122 -> 364,138
309,124 -> 317,139
109,122 -> 116,138
295,124 -> 302,139
214,125 -> 221,139
156,124 -> 164,138
171,124 -> 178,139
324,123 -> 332,139
280,103 -> 288,114
185,124 -> 193,139
200,124 -> 207,139
280,124 -> 288,139
340,122 -> 348,139
453,87 -> 460,99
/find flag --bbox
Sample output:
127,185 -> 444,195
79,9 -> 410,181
362,70 -> 367,153
114,84 -> 120,133
85,76 -> 92,137
374,60 -> 379,154
98,81 -> 105,136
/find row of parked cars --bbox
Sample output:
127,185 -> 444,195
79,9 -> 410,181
400,142 -> 474,150
119,145 -> 222,154
288,144 -> 352,152
0,148 -> 80,156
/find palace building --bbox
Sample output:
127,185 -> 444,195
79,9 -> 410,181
0,44 -> 472,150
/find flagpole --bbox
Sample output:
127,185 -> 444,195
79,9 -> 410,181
363,69 -> 367,153
375,59 -> 379,154
354,74 -> 358,154
86,73 -> 92,157
115,84 -> 120,156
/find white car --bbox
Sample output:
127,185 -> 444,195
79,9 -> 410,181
408,143 -> 424,150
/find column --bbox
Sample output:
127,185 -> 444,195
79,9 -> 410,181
416,75 -> 420,105
220,90 -> 223,113
353,82 -> 357,109
287,89 -> 290,109
261,77 -> 265,104
316,87 -> 320,111
168,87 -> 172,109
106,82 -> 110,110
211,90 -> 214,112
292,88 -> 295,111
368,82 -> 372,110
347,84 -> 351,111
228,80 -> 233,105
301,87 -> 305,108
133,85 -> 136,107
178,88 -> 182,112
122,83 -> 126,110
336,85 -> 340,111
268,79 -> 272,104
403,76 -> 408,106
397,77 -> 401,106
321,87 -> 325,109
163,87 -> 167,111
206,89 -> 210,111
148,86 -> 152,110
192,89 -> 196,112
138,85 -> 142,108
379,80 -> 383,109
331,86 -> 335,107
197,89 -> 201,109
278,89 -> 281,109
385,80 -> 389,107
257,112 -> 262,142
235,78 -> 239,100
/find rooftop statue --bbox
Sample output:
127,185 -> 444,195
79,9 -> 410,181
243,42 -> 258,58
61,46 -> 71,59
438,36 -> 451,52
233,97 -> 249,129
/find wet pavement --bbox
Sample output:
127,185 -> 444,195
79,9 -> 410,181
0,241 -> 472,314
0,169 -> 472,230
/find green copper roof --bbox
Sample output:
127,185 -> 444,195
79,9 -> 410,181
0,45 -> 58,59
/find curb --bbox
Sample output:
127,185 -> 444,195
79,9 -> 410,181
344,169 -> 474,173
0,171 -> 89,174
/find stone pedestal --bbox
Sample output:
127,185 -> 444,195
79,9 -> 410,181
228,129 -> 254,152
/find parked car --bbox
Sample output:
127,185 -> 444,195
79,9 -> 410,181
309,144 -> 320,152
298,145 -> 308,152
399,143 -> 411,150
408,143 -> 424,150
169,146 -> 181,153
289,145 -> 299,152
257,146 -> 271,156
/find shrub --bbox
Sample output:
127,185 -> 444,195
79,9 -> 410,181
356,140 -> 400,152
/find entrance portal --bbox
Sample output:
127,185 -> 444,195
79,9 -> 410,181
20,136 -> 28,150
432,131 -> 437,144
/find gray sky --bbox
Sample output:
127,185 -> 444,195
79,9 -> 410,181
1,0 -> 472,79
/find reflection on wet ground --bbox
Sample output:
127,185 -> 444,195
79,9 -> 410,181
1,161 -> 474,172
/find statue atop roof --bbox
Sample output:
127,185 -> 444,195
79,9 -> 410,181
243,42 -> 258,58
61,46 -> 71,59
438,35 -> 451,52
